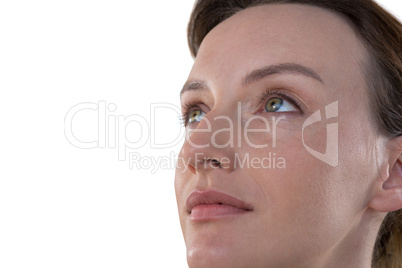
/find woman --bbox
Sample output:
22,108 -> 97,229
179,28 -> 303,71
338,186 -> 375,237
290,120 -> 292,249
175,0 -> 402,267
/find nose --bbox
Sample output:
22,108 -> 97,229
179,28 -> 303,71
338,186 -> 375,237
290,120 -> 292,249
180,108 -> 238,174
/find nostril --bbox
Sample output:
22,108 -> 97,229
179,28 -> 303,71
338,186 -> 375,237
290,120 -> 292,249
210,158 -> 222,168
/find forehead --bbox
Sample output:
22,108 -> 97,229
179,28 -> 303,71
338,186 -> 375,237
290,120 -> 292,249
191,4 -> 367,89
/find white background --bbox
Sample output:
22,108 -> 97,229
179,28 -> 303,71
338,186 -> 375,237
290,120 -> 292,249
0,1 -> 400,267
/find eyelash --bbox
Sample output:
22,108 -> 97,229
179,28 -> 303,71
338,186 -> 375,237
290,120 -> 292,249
180,101 -> 204,127
180,89 -> 303,127
257,89 -> 303,113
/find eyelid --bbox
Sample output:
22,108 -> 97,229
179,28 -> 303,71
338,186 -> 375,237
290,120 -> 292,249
180,89 -> 304,126
181,101 -> 209,127
258,89 -> 305,114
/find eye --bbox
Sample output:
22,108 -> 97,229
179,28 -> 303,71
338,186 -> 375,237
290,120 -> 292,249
180,101 -> 209,127
188,108 -> 206,124
264,97 -> 297,112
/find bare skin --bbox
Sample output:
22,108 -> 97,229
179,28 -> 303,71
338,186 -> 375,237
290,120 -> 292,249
175,4 -> 402,268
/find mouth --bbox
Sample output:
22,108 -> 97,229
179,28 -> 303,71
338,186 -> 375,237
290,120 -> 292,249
186,189 -> 253,221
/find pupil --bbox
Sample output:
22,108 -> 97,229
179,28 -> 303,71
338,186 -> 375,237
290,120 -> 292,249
266,98 -> 283,111
189,110 -> 201,123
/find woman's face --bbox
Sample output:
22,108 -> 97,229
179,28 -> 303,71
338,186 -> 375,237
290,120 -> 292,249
175,4 -> 383,267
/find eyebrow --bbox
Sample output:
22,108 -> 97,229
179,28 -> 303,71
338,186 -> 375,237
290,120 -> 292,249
243,63 -> 323,86
180,63 -> 323,96
180,80 -> 208,96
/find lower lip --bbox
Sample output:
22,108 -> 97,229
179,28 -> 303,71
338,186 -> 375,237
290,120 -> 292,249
189,204 -> 251,221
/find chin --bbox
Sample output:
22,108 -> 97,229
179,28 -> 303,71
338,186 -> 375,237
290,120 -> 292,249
187,246 -> 247,268
185,234 -> 269,268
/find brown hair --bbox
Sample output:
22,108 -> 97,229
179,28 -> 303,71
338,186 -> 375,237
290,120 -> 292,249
187,0 -> 402,267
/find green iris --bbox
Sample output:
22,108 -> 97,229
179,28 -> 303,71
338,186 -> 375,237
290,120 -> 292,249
265,97 -> 283,112
189,109 -> 204,123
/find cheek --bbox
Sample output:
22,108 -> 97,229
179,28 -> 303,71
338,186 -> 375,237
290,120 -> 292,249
334,110 -> 379,206
174,158 -> 185,193
243,115 -> 305,149
174,154 -> 192,237
241,113 -> 375,249
174,149 -> 191,216
242,118 -> 329,216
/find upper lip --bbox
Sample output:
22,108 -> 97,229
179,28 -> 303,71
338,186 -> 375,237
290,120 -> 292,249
186,189 -> 253,213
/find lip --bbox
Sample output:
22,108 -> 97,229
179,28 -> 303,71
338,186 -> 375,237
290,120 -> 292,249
186,189 -> 253,221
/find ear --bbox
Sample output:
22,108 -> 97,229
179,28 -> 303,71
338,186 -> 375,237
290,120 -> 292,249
368,136 -> 402,213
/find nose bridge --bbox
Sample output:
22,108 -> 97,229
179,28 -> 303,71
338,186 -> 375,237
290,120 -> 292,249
209,103 -> 239,148
182,102 -> 241,173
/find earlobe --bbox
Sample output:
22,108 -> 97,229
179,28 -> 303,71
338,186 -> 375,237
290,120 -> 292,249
368,142 -> 402,213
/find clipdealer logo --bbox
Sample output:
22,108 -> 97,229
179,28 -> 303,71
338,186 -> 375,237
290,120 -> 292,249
64,100 -> 339,169
302,101 -> 338,167
64,101 -> 184,161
